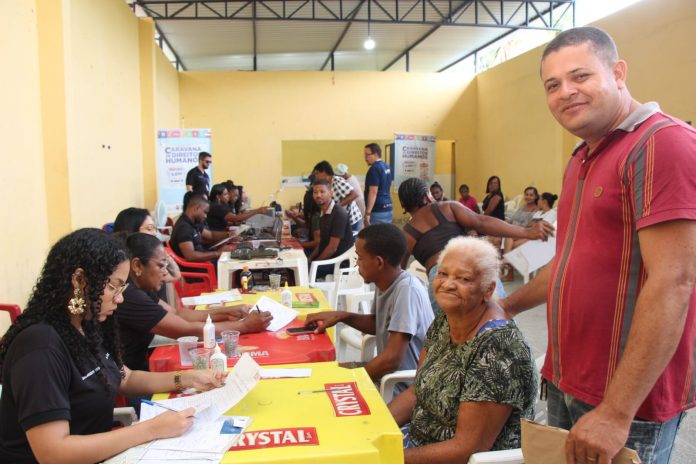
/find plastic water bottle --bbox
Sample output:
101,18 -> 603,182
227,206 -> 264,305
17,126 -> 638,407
203,314 -> 216,349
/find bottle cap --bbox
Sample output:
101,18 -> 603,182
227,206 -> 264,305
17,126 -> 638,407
206,314 -> 212,322
284,282 -> 289,288
243,265 -> 249,270
214,345 -> 221,354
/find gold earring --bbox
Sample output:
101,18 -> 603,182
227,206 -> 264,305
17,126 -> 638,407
68,287 -> 86,315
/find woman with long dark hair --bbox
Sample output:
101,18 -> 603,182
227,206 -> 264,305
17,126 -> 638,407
113,207 -> 181,281
0,229 -> 225,463
118,233 -> 271,372
207,183 -> 266,231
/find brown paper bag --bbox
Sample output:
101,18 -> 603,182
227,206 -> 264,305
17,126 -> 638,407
521,420 -> 641,463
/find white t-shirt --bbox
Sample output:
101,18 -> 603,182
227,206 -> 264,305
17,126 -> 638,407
532,208 -> 557,224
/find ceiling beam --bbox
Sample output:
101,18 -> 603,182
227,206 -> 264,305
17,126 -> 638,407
437,0 -> 573,72
134,0 -> 571,31
320,0 -> 368,71
381,0 -> 473,71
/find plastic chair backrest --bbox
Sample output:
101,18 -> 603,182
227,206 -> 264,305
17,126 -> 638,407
0,304 -> 21,323
153,200 -> 169,229
163,243 -> 216,297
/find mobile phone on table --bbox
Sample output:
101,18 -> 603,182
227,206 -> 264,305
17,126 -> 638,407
286,323 -> 318,335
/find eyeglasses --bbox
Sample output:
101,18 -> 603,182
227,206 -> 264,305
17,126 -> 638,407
106,281 -> 129,297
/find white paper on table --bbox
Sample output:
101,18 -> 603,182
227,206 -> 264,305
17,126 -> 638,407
261,368 -> 312,379
141,448 -> 224,461
149,418 -> 233,453
181,289 -> 242,306
254,295 -> 298,331
142,353 -> 261,425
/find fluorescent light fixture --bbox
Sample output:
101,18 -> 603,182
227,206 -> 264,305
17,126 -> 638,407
363,37 -> 375,50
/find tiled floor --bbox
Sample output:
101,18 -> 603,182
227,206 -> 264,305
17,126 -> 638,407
505,278 -> 695,464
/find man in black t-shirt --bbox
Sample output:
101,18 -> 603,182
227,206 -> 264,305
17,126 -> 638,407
185,151 -> 212,197
308,180 -> 354,272
170,195 -> 232,262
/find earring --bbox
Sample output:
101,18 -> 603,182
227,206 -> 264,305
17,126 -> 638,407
135,271 -> 142,277
68,287 -> 86,315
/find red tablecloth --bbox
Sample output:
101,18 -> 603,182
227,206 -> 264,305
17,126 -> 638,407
148,319 -> 335,372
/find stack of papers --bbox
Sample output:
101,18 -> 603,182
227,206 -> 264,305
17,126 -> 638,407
181,290 -> 242,307
105,354 -> 261,464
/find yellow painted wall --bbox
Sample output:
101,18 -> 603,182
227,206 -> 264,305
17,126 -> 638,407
466,0 -> 696,201
281,139 -> 391,178
63,0 -> 144,228
179,71 -> 472,221
437,78 -> 479,200
593,0 -> 696,123
0,0 -> 49,332
149,25 -> 182,209
473,48 -> 564,201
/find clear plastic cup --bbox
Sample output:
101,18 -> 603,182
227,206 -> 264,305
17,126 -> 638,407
177,336 -> 199,366
221,330 -> 240,357
189,347 -> 212,370
269,273 -> 281,291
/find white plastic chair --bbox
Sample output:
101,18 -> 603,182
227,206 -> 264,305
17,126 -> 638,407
113,407 -> 138,427
336,299 -> 377,363
379,369 -> 417,403
329,267 -> 371,311
308,246 -> 356,304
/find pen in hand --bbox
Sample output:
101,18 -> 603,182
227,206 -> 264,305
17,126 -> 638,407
254,304 -> 261,314
141,399 -> 185,414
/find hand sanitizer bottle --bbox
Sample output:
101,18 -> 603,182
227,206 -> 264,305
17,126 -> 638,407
281,282 -> 293,308
210,345 -> 227,373
203,314 -> 216,349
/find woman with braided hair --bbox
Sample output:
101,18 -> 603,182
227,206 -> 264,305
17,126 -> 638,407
398,178 -> 554,315
0,228 -> 226,463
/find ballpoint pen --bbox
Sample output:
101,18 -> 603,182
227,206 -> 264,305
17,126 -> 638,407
141,399 -> 183,413
297,388 -> 344,395
254,304 -> 261,313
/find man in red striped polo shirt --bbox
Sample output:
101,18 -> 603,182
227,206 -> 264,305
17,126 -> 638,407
502,27 -> 696,464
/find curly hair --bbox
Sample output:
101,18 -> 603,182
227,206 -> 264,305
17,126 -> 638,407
0,228 -> 130,391
398,177 -> 430,213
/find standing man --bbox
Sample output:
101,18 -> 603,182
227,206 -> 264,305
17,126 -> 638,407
335,163 -> 366,220
363,143 -> 393,225
501,27 -> 696,464
186,151 -> 212,197
308,179 -> 354,273
313,160 -> 363,232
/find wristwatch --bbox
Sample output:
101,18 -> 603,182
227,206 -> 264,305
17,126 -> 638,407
174,370 -> 184,391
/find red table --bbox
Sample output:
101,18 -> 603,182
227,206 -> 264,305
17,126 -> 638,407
148,319 -> 335,372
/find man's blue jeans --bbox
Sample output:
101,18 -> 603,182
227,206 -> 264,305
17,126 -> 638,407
546,381 -> 686,464
369,210 -> 393,225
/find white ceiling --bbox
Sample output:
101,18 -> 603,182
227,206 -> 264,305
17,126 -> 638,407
132,0 -> 575,72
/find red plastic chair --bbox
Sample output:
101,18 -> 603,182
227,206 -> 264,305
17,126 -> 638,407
0,304 -> 21,323
164,242 -> 217,297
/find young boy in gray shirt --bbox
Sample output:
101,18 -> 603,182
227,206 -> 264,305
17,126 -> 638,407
306,223 -> 434,393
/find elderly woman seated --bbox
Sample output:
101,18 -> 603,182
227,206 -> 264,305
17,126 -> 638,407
388,236 -> 537,463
